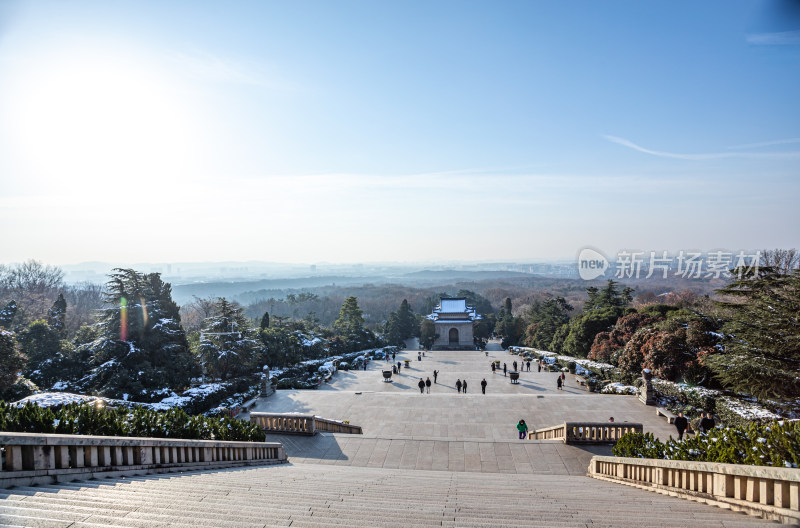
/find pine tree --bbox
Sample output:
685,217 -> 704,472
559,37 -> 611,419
19,320 -> 62,387
383,312 -> 404,346
260,311 -> 270,330
419,318 -> 437,350
704,267 -> 800,400
0,330 -> 26,395
0,300 -> 18,329
396,299 -> 415,340
82,269 -> 199,401
198,298 -> 259,380
47,294 -> 67,337
334,296 -> 364,334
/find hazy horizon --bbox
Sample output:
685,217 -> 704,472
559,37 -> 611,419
2,1 -> 798,264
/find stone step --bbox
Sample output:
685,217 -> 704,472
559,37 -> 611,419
0,463 -> 779,528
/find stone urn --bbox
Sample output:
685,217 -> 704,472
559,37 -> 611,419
509,371 -> 520,384
382,370 -> 393,382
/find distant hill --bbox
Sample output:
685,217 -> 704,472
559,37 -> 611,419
402,270 -> 538,281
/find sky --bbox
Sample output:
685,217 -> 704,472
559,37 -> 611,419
0,0 -> 799,265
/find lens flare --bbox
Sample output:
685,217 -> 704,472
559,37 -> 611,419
140,296 -> 148,327
120,296 -> 128,342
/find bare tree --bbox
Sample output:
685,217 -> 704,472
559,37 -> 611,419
761,248 -> 799,274
180,296 -> 219,333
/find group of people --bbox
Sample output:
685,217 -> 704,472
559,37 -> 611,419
417,373 -> 489,394
673,411 -> 716,440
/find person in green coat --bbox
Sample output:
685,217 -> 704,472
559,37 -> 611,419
517,419 -> 528,440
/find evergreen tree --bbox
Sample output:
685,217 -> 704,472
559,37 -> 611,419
0,300 -> 17,329
705,267 -> 800,400
503,297 -> 513,315
260,311 -> 270,330
259,326 -> 303,368
383,312 -> 405,346
47,293 -> 67,337
198,298 -> 259,380
0,330 -> 26,395
19,320 -> 62,387
334,296 -> 364,334
524,297 -> 573,350
82,269 -> 199,402
396,299 -> 415,340
419,318 -> 437,350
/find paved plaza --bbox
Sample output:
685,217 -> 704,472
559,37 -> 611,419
2,340 -> 785,527
249,339 -> 677,474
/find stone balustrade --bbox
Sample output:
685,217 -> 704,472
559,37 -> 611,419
589,455 -> 800,524
0,432 -> 287,489
529,422 -> 643,443
251,412 -> 362,435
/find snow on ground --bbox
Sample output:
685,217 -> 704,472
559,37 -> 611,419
14,392 -> 109,407
601,383 -> 637,395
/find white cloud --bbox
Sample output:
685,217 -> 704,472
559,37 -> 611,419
603,135 -> 800,160
727,138 -> 800,150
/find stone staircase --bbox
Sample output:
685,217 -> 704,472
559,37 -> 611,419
0,462 -> 785,527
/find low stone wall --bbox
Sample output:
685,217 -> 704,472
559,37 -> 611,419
0,432 -> 286,489
251,412 -> 362,435
529,422 -> 642,444
589,455 -> 800,524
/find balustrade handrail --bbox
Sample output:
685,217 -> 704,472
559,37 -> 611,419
589,455 -> 800,524
528,422 -> 642,443
250,412 -> 362,435
0,432 -> 287,489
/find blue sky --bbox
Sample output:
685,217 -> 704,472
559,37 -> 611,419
0,1 -> 798,264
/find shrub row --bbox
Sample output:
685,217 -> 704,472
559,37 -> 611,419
0,401 -> 266,442
612,420 -> 799,468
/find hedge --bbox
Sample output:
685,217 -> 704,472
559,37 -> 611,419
0,401 -> 266,442
612,420 -> 800,468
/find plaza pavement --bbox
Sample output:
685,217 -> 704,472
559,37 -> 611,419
249,339 -> 677,475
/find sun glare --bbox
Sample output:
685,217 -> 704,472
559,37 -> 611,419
8,50 -> 198,192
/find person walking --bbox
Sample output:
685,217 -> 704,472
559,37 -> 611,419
425,377 -> 432,394
491,362 -> 496,374
556,376 -> 563,390
537,362 -> 541,372
481,378 -> 487,394
674,412 -> 688,440
417,352 -> 422,361
503,363 -> 507,377
397,361 -> 402,372
456,379 -> 462,393
560,371 -> 565,384
363,360 -> 367,371
418,378 -> 425,394
462,380 -> 468,393
517,419 -> 528,440
698,413 -> 708,434
433,370 -> 438,383
526,360 -> 531,372
513,360 -> 518,372
392,351 -> 396,361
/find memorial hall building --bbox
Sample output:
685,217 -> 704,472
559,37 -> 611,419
427,297 -> 480,350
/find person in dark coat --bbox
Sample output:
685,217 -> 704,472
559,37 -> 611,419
462,380 -> 468,393
537,362 -> 542,372
556,376 -> 563,390
425,377 -> 432,394
513,360 -> 518,371
674,412 -> 689,440
481,378 -> 487,394
392,351 -> 396,361
699,413 -> 715,433
503,363 -> 507,376
526,360 -> 531,371
491,362 -> 496,374
397,361 -> 402,372
433,370 -> 438,383
456,379 -> 462,393
418,378 -> 425,394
